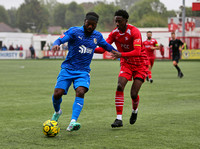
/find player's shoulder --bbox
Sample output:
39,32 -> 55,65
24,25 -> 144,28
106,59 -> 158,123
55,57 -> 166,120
110,27 -> 119,35
92,30 -> 103,39
64,26 -> 82,35
128,24 -> 140,32
151,38 -> 157,42
93,29 -> 102,35
143,40 -> 148,43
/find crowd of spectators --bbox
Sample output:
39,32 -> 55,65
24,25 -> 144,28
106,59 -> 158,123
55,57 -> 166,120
168,18 -> 196,33
0,44 -> 24,51
0,42 -> 68,51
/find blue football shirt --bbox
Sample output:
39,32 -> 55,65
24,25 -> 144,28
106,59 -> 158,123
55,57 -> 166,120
53,26 -> 115,72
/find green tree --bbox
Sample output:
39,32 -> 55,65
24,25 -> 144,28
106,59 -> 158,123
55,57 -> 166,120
0,5 -> 9,24
128,0 -> 168,27
7,8 -> 17,28
39,0 -> 58,25
53,3 -> 68,27
94,3 -> 119,31
17,0 -> 49,33
65,2 -> 85,28
115,0 -> 139,10
185,7 -> 200,17
136,14 -> 167,27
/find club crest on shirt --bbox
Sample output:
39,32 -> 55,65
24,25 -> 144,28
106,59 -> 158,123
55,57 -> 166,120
60,34 -> 65,38
94,38 -> 97,44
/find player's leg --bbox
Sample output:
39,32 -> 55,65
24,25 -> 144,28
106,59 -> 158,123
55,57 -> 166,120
173,58 -> 183,78
148,58 -> 154,83
130,78 -> 143,125
67,72 -> 90,131
51,69 -> 72,121
67,86 -> 88,131
51,88 -> 64,121
146,60 -> 150,82
111,76 -> 128,128
148,64 -> 152,82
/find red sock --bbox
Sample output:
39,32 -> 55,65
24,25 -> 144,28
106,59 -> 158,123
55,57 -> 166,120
132,95 -> 140,110
115,91 -> 124,115
148,70 -> 152,79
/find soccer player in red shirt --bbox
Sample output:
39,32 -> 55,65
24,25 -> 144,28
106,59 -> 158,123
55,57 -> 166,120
143,31 -> 159,83
95,10 -> 148,127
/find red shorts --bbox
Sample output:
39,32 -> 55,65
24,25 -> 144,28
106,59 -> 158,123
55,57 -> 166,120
119,63 -> 148,81
148,58 -> 155,67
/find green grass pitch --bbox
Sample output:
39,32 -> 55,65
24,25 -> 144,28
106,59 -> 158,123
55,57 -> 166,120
0,59 -> 199,149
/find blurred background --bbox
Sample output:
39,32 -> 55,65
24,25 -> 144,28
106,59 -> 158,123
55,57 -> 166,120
0,0 -> 199,60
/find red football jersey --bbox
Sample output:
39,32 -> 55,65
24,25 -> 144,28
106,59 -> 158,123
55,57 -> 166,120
185,22 -> 191,31
143,38 -> 158,58
106,24 -> 148,66
168,23 -> 177,32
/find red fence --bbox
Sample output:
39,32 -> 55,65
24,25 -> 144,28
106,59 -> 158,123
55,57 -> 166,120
173,37 -> 200,50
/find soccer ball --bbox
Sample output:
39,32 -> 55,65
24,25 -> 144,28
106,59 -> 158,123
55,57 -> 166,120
43,120 -> 60,137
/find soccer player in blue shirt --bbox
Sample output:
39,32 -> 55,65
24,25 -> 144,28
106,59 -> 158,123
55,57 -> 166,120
50,12 -> 118,132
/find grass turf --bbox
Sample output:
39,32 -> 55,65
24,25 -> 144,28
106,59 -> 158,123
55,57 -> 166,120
0,60 -> 199,149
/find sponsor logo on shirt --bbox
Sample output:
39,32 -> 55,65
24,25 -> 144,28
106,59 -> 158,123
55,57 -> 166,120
126,29 -> 131,35
94,38 -> 97,44
121,44 -> 129,49
79,45 -> 93,54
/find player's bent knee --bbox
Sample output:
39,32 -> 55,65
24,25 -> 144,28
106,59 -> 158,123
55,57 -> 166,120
54,89 -> 64,100
131,94 -> 138,100
76,87 -> 87,98
117,83 -> 125,91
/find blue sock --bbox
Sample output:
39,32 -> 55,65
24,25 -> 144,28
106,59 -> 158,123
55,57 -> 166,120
52,95 -> 62,112
71,97 -> 84,121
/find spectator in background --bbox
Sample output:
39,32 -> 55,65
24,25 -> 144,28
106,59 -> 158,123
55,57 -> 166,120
185,18 -> 191,32
190,18 -> 195,32
63,43 -> 68,51
9,44 -> 14,50
50,43 -> 53,51
19,45 -> 23,51
29,44 -> 35,59
2,44 -> 7,51
182,40 -> 188,50
159,44 -> 164,59
15,45 -> 20,50
168,18 -> 177,32
43,43 -> 50,51
177,18 -> 182,32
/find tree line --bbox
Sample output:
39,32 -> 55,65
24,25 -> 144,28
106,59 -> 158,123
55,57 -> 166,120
0,0 -> 199,33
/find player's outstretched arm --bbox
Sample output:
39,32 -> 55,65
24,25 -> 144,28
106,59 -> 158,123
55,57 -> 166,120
111,50 -> 121,58
94,47 -> 106,54
52,30 -> 72,50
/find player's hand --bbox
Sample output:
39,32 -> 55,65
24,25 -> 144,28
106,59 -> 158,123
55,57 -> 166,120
150,47 -> 155,50
52,45 -> 60,51
111,50 -> 121,58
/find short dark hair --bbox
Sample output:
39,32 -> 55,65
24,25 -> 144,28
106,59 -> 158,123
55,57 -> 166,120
114,9 -> 129,19
147,31 -> 152,34
85,12 -> 99,22
171,32 -> 175,35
